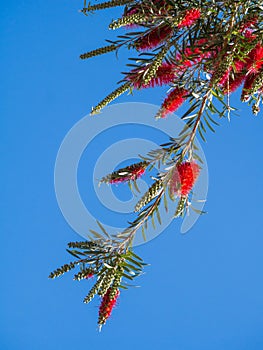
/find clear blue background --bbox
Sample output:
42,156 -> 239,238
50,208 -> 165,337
2,1 -> 263,349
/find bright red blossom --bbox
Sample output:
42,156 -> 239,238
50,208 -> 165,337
98,289 -> 120,325
240,17 -> 258,31
222,72 -> 246,94
136,25 -> 172,51
131,63 -> 176,89
243,29 -> 257,40
159,87 -> 187,118
176,39 -> 212,72
131,39 -> 212,89
177,9 -> 201,29
233,59 -> 247,73
170,161 -> 200,197
246,43 -> 263,74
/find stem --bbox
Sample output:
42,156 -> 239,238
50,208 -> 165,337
182,91 -> 210,158
118,189 -> 164,250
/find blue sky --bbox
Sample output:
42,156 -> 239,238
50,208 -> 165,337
2,1 -> 263,349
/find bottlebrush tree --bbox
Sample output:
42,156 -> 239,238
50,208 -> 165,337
49,0 -> 263,330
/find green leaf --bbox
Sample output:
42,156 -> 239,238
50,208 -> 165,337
89,229 -> 103,239
200,120 -> 206,133
207,113 -> 220,126
96,220 -> 110,238
129,250 -> 143,262
192,153 -> 203,164
197,125 -> 206,142
119,284 -> 128,290
163,192 -> 168,213
156,207 -> 162,225
125,256 -> 143,267
151,214 -> 156,229
122,272 -> 134,281
204,115 -> 215,132
133,180 -> 141,193
141,225 -> 146,241
66,249 -> 81,259
181,101 -> 199,119
123,262 -> 141,272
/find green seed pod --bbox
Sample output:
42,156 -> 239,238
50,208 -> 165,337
98,268 -> 116,296
109,13 -> 147,30
68,241 -> 100,249
83,276 -> 104,304
48,262 -> 76,279
109,269 -> 123,300
246,69 -> 263,96
135,180 -> 163,212
174,196 -> 187,217
80,45 -> 117,60
82,0 -> 132,13
252,104 -> 260,115
91,82 -> 131,115
73,268 -> 94,281
142,45 -> 169,86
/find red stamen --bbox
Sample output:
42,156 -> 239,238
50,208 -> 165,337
177,9 -> 201,29
170,161 -> 200,197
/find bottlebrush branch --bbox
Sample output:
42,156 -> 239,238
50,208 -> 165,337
50,0 -> 263,330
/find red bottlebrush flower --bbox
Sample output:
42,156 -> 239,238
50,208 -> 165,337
135,25 -> 172,51
177,9 -> 201,29
246,43 -> 263,74
126,7 -> 138,16
85,273 -> 94,279
132,63 -> 176,89
233,59 -> 247,73
240,17 -> 258,31
217,56 -> 247,87
157,87 -> 187,118
218,68 -> 231,86
175,39 -> 212,73
170,161 -> 200,197
123,7 -> 140,28
222,72 -> 246,94
98,288 -> 120,327
243,29 -> 257,40
146,63 -> 176,87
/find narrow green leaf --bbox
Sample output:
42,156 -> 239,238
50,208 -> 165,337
119,284 -> 128,290
89,229 -> 103,239
151,214 -> 156,229
66,249 -> 81,259
141,226 -> 147,241
96,220 -> 110,238
122,272 -> 134,280
163,192 -> 168,212
200,120 -> 206,133
133,180 -> 141,193
129,250 -> 143,262
197,125 -> 206,142
156,207 -> 162,225
125,256 -> 143,267
207,113 -> 220,126
204,116 -> 215,132
123,262 -> 141,272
